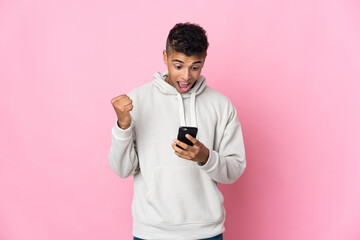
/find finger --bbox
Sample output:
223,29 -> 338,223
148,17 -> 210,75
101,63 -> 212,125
114,101 -> 132,109
116,102 -> 133,112
173,139 -> 190,150
122,99 -> 133,105
117,104 -> 132,114
111,95 -> 128,104
171,143 -> 194,159
111,97 -> 121,104
185,134 -> 199,146
127,104 -> 133,111
171,142 -> 186,153
112,96 -> 132,105
123,104 -> 133,113
172,144 -> 193,159
174,150 -> 192,160
118,100 -> 133,107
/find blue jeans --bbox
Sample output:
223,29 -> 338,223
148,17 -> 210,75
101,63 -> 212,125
133,233 -> 223,240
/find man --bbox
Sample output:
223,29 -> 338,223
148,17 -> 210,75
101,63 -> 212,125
109,22 -> 246,240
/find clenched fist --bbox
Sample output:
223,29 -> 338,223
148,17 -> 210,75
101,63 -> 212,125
111,94 -> 133,130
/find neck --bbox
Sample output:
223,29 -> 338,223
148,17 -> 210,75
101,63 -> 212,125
165,76 -> 171,85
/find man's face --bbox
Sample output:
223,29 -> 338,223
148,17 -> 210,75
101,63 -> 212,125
163,49 -> 206,94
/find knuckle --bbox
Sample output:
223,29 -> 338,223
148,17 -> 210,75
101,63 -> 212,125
119,95 -> 127,101
111,98 -> 118,105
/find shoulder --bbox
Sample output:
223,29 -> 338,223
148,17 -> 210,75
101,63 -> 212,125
125,82 -> 153,105
124,82 -> 153,120
201,85 -> 235,110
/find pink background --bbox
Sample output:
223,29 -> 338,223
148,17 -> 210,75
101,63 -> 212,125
1,0 -> 359,239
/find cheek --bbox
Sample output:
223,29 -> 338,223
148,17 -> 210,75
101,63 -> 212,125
169,71 -> 180,80
191,72 -> 200,79
167,72 -> 179,83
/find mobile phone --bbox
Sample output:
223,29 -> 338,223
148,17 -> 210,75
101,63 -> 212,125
176,126 -> 198,150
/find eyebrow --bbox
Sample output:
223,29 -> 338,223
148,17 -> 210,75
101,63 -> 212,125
172,59 -> 202,64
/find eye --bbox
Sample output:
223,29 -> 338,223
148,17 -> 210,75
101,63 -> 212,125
174,65 -> 182,70
192,66 -> 199,70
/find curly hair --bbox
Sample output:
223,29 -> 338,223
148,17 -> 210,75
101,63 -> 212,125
166,22 -> 209,57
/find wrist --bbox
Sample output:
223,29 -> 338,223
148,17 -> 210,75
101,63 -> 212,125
117,121 -> 130,130
199,148 -> 209,165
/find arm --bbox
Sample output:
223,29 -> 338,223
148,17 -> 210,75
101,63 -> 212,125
198,105 -> 246,184
108,120 -> 140,178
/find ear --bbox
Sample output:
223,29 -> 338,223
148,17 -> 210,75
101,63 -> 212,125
163,50 -> 168,65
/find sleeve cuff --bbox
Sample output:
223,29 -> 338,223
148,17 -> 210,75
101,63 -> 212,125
197,149 -> 214,169
112,120 -> 133,139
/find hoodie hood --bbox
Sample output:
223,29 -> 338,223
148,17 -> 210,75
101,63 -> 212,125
153,70 -> 207,128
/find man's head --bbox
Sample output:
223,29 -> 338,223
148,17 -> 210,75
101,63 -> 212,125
163,22 -> 209,93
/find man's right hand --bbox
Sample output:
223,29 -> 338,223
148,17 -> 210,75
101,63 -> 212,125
111,94 -> 133,130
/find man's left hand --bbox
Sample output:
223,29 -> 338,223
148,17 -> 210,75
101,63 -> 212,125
172,134 -> 209,165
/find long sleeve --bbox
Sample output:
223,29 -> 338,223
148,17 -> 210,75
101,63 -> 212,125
198,104 -> 246,184
108,120 -> 140,178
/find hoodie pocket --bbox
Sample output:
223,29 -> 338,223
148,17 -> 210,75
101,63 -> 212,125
146,166 -> 224,224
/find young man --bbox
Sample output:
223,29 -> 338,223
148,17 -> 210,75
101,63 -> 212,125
109,22 -> 246,240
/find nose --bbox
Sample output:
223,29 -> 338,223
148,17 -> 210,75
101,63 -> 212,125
182,69 -> 191,81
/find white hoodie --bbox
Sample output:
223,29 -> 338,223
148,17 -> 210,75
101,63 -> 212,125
108,70 -> 246,240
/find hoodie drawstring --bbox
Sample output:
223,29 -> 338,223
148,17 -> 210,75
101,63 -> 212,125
190,92 -> 197,127
176,91 -> 197,128
177,93 -> 186,126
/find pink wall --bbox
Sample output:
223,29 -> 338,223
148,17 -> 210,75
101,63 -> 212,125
1,0 -> 359,239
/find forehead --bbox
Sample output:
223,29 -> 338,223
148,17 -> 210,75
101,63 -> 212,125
169,51 -> 205,64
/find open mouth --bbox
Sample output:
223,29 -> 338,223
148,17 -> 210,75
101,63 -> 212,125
177,81 -> 191,92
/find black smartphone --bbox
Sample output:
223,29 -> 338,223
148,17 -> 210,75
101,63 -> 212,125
176,126 -> 198,150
